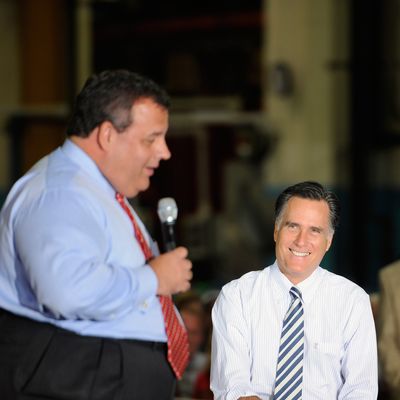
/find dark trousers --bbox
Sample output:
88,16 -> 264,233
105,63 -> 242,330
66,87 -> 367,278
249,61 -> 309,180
0,308 -> 176,400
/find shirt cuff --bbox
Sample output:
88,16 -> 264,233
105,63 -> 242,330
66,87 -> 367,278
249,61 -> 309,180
134,264 -> 158,305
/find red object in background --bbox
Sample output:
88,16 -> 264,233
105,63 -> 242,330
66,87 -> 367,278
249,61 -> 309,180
192,367 -> 213,399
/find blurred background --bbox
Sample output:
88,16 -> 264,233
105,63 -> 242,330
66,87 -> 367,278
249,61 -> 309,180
1,0 -> 400,295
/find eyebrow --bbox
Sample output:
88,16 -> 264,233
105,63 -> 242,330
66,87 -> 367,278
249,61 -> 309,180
285,221 -> 298,226
148,130 -> 166,138
311,226 -> 323,232
285,221 -> 324,232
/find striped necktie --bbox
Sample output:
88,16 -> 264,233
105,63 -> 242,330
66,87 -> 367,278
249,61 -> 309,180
115,192 -> 189,379
274,286 -> 304,400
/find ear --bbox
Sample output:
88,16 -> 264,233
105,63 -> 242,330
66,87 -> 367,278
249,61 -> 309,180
325,234 -> 333,252
97,121 -> 115,151
273,224 -> 278,242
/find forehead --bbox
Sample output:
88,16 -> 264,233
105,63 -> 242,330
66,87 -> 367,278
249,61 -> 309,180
131,97 -> 168,119
282,197 -> 330,227
121,98 -> 168,137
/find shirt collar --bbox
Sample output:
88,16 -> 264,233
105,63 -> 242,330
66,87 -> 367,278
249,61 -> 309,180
270,260 -> 325,304
60,139 -> 116,198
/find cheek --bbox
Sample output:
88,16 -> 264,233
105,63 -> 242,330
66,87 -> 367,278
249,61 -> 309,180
129,157 -> 143,173
278,231 -> 294,245
313,239 -> 329,254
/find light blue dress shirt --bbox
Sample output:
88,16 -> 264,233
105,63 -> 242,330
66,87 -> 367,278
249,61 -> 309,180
0,139 -> 167,341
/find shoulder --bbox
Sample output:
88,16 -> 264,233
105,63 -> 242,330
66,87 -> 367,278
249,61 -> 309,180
379,260 -> 400,282
319,269 -> 369,302
213,268 -> 272,327
216,267 -> 273,311
316,270 -> 373,328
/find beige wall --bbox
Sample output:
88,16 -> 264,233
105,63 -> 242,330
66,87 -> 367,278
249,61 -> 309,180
0,0 -> 352,192
0,0 -> 87,193
262,0 -> 351,187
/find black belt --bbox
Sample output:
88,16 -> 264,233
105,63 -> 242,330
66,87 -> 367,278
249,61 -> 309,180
126,338 -> 168,352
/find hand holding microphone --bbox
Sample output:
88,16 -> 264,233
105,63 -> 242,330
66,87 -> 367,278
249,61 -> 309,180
148,197 -> 193,296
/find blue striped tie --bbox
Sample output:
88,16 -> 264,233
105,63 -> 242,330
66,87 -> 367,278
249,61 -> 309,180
273,286 -> 304,400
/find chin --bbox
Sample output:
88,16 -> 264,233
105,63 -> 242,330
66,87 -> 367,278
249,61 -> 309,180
140,181 -> 151,192
132,183 -> 150,196
123,190 -> 138,199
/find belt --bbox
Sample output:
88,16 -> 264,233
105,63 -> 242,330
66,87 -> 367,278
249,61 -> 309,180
125,338 -> 168,352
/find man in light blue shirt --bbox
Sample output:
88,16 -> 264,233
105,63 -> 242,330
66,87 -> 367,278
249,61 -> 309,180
0,70 -> 193,399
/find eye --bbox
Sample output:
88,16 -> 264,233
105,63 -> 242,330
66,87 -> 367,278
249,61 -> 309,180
286,222 -> 298,231
310,227 -> 322,234
144,136 -> 156,145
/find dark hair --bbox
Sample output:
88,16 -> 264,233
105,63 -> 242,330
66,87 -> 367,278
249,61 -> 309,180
274,181 -> 340,232
66,69 -> 170,137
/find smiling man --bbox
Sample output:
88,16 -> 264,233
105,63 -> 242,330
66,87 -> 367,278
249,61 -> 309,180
211,181 -> 377,400
0,70 -> 192,399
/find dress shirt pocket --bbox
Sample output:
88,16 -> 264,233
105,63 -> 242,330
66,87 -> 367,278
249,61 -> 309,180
307,340 -> 342,399
312,341 -> 341,355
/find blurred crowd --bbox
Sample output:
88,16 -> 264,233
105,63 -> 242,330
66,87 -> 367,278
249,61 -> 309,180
174,289 -> 219,400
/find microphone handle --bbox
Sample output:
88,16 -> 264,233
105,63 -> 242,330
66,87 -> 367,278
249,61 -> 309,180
161,222 -> 176,252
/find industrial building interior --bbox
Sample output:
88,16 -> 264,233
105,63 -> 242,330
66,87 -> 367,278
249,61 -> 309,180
1,0 -> 400,295
2,0 -> 400,398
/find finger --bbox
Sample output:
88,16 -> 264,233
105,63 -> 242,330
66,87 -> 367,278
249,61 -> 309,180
186,269 -> 193,281
174,246 -> 188,258
184,259 -> 192,271
182,280 -> 191,292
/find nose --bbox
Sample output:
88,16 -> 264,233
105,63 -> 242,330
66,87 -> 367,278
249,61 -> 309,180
294,229 -> 307,247
159,138 -> 171,160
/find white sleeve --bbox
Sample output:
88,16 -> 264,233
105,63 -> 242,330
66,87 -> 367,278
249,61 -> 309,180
210,284 -> 261,400
338,291 -> 378,399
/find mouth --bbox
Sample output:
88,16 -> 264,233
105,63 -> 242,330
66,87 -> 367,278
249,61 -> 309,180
290,248 -> 311,257
145,167 -> 156,176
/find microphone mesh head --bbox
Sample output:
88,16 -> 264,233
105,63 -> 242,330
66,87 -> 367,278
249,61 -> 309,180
157,197 -> 178,224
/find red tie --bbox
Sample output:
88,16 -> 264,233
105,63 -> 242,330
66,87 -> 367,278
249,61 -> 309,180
115,193 -> 189,379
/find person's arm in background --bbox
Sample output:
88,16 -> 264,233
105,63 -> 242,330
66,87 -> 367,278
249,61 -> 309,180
378,265 -> 400,396
210,284 -> 261,400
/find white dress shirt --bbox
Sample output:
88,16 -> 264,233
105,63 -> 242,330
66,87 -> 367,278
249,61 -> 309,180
211,262 -> 378,400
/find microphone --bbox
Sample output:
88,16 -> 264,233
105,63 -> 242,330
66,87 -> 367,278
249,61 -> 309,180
157,197 -> 178,252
